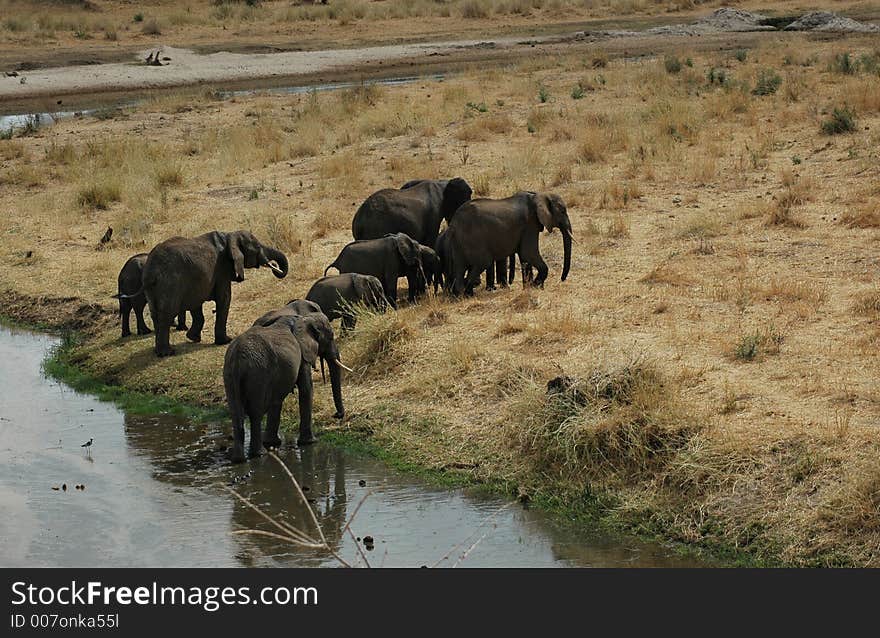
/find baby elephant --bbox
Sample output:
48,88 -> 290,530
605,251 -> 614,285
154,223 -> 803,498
306,273 -> 387,330
117,253 -> 186,338
223,312 -> 343,463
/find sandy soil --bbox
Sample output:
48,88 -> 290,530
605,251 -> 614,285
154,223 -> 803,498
2,7 -> 876,111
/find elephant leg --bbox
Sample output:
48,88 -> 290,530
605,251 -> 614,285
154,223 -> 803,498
497,259 -> 509,288
264,402 -> 283,449
464,264 -> 482,296
154,317 -> 174,357
296,366 -> 316,446
134,299 -> 151,335
120,299 -> 132,338
384,276 -> 399,310
508,254 -> 516,286
214,286 -> 233,345
485,264 -> 496,291
230,400 -> 246,464
519,234 -> 548,288
186,306 -> 205,343
247,406 -> 263,459
175,311 -> 188,331
341,314 -> 356,332
452,260 -> 468,296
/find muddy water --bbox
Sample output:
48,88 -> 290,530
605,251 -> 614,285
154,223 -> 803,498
0,75 -> 441,133
0,326 -> 708,567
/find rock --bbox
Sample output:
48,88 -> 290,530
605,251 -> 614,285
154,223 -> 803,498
783,12 -> 879,33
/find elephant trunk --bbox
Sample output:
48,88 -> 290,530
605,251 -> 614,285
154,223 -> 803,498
263,246 -> 289,279
326,357 -> 345,419
561,226 -> 572,282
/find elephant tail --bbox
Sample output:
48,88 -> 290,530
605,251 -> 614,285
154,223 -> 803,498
323,262 -> 337,277
224,356 -> 246,424
112,283 -> 145,300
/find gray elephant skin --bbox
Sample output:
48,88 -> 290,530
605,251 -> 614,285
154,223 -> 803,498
351,178 -> 473,246
448,192 -> 572,294
223,312 -> 341,462
117,253 -> 189,338
306,273 -> 387,330
142,230 -> 289,357
253,300 -> 345,421
412,244 -> 441,299
324,232 -> 420,308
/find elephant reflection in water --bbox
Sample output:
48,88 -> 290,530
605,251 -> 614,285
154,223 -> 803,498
228,446 -> 351,565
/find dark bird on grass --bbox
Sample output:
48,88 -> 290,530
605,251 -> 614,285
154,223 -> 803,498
100,227 -> 113,244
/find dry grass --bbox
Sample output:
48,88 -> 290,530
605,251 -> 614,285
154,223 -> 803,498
6,33 -> 880,565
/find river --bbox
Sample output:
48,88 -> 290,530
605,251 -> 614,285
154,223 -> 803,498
0,326 -> 708,567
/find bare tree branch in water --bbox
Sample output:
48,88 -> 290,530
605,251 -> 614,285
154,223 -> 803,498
225,451 -> 513,568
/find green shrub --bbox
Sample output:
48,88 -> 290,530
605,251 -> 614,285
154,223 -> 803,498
821,107 -> 856,135
538,85 -> 550,103
752,69 -> 782,96
829,52 -> 857,75
571,84 -> 585,100
664,55 -> 682,74
733,49 -> 748,63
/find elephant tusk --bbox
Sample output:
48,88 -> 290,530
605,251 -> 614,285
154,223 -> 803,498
335,359 -> 354,373
320,358 -> 326,384
266,261 -> 284,276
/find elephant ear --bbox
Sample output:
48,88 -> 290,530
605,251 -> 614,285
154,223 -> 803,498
394,234 -> 419,266
224,232 -> 246,281
529,193 -> 555,231
441,178 -> 473,220
290,317 -> 320,368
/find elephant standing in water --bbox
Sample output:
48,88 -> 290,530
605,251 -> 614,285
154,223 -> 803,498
324,232 -> 420,308
223,312 -> 344,462
305,273 -> 387,330
139,230 -> 288,356
351,178 -> 473,246
447,192 -> 573,295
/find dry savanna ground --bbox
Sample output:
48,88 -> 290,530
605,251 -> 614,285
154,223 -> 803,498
3,32 -> 880,565
0,0 -> 875,63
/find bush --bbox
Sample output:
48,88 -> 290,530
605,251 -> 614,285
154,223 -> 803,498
76,182 -> 122,210
829,52 -> 857,75
538,85 -> 550,103
571,84 -> 585,100
141,18 -> 161,35
707,67 -> 728,86
752,69 -> 782,96
821,107 -> 857,135
133,13 -> 144,22
664,55 -> 682,74
733,49 -> 748,63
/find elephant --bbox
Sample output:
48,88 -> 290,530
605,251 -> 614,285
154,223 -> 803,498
436,230 -> 522,293
323,232 -> 420,308
223,312 -> 342,462
116,253 -> 187,337
139,230 -> 288,357
305,273 -> 387,330
409,244 -> 441,301
351,178 -> 473,246
448,192 -> 572,295
252,300 -> 346,420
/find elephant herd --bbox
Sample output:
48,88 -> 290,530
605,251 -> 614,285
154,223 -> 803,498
114,177 -> 573,463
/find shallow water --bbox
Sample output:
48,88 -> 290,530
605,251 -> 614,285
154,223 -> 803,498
0,326 -> 708,567
0,75 -> 442,133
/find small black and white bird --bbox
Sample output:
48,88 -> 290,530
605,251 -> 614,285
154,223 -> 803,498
81,438 -> 93,453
